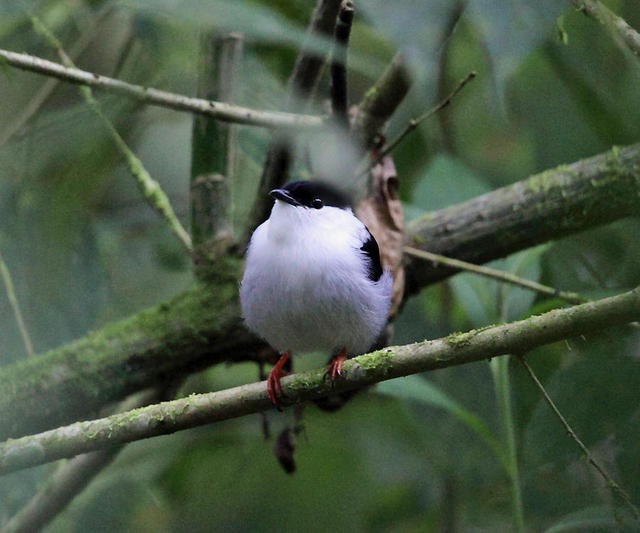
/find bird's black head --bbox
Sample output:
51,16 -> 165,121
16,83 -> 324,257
269,181 -> 351,210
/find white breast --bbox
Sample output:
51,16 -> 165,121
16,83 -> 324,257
240,203 -> 392,355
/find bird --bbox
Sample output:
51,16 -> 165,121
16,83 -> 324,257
240,180 -> 393,408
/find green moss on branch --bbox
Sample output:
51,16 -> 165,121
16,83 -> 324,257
405,143 -> 640,293
0,258 -> 262,441
0,286 -> 638,476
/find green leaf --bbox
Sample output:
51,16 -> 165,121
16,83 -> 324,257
411,153 -> 490,213
357,0 -> 456,80
522,331 -> 640,517
466,0 -> 566,106
544,505 -> 616,533
450,245 -> 549,327
377,376 -> 507,471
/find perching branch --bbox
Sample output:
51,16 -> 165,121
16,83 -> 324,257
570,0 -> 640,58
405,143 -> 640,293
0,286 -> 638,476
0,47 -> 324,129
0,144 -> 638,441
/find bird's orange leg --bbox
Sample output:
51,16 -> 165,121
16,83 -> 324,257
326,348 -> 347,381
267,352 -> 290,409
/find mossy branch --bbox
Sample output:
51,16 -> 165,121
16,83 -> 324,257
0,260 -> 264,441
0,286 -> 638,476
351,52 -> 411,150
0,144 -> 639,441
405,143 -> 640,293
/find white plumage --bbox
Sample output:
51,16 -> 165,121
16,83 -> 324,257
240,182 -> 392,359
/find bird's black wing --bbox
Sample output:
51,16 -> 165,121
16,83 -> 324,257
360,228 -> 384,282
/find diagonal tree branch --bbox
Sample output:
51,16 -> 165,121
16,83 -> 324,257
569,0 -> 640,58
0,387 -> 167,533
245,0 -> 343,241
405,143 -> 640,293
0,47 -> 324,129
330,0 -> 355,127
351,52 -> 411,150
0,144 -> 639,441
0,264 -> 264,441
0,286 -> 638,476
0,251 -> 34,358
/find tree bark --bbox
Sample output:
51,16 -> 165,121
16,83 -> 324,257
0,145 -> 639,441
405,144 -> 640,293
0,47 -> 323,128
0,286 -> 638,475
0,261 -> 263,441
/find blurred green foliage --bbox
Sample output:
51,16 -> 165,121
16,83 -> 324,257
0,0 -> 639,531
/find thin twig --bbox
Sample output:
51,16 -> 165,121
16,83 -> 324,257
570,0 -> 640,58
330,0 -> 354,127
404,246 -> 586,305
0,286 -> 637,476
519,355 -> 640,522
436,1 -> 466,153
377,70 -> 476,161
29,15 -> 193,253
0,47 -> 324,129
0,251 -> 34,358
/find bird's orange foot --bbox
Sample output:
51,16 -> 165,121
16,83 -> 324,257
267,352 -> 290,410
326,348 -> 347,381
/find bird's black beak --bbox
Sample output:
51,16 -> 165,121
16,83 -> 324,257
269,188 -> 301,207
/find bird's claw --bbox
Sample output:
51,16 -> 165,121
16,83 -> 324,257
326,348 -> 347,381
267,352 -> 290,410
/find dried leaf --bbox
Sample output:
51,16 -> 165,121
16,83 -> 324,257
355,155 -> 405,320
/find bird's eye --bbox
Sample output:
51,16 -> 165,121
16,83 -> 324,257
311,198 -> 324,209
